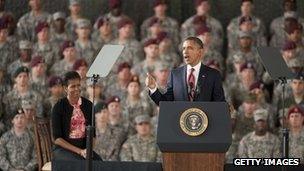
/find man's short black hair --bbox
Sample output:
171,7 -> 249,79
184,36 -> 204,49
63,71 -> 81,86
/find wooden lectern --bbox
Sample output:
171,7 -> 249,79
157,102 -> 231,171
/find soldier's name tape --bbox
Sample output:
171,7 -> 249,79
233,158 -> 300,166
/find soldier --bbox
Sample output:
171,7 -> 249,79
74,18 -> 98,65
141,0 -> 179,49
65,0 -> 82,40
29,56 -> 48,96
224,53 -> 246,90
153,62 -> 170,93
7,40 -> 32,76
45,76 -> 64,108
196,25 -> 224,70
274,107 -> 289,136
141,17 -> 164,45
72,59 -> 88,97
227,0 -> 266,46
50,40 -> 78,76
3,13 -> 19,49
286,105 -> 304,163
157,31 -> 181,68
181,0 -> 223,51
92,17 -> 113,49
94,101 -> 127,161
233,93 -> 258,142
21,99 -> 37,134
3,67 -> 43,129
104,62 -> 132,99
285,21 -> 304,55
225,105 -> 238,163
238,108 -> 281,158
50,12 -> 70,46
132,39 -> 161,85
270,0 -> 304,48
86,79 -> 105,105
121,75 -> 154,135
120,115 -> 162,162
0,109 -> 37,171
32,22 -> 59,71
287,57 -> 303,73
0,63 -> 11,100
17,0 -> 52,41
111,18 -> 143,67
0,17 -> 18,70
106,96 -> 128,132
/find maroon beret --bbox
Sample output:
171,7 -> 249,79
288,105 -> 304,118
192,15 -> 206,25
106,96 -> 120,105
97,17 -> 109,29
242,0 -> 253,4
117,18 -> 133,29
240,62 -> 255,72
48,76 -> 63,87
282,41 -> 297,51
0,18 -> 8,30
144,38 -> 159,47
127,75 -> 141,86
35,22 -> 49,34
195,0 -> 208,7
109,0 -> 122,10
156,31 -> 169,43
205,59 -> 220,68
2,13 -> 14,24
239,16 -> 253,25
30,56 -> 44,67
73,59 -> 88,71
196,24 -> 211,35
285,23 -> 302,34
153,0 -> 166,7
117,62 -> 131,73
249,81 -> 264,91
61,40 -> 75,53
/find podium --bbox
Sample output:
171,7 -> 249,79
157,101 -> 231,171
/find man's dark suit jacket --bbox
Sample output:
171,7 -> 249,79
150,64 -> 225,105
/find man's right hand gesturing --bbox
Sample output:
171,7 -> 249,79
145,73 -> 157,89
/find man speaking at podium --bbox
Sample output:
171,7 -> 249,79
146,37 -> 225,105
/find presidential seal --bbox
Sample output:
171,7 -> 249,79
179,108 -> 208,136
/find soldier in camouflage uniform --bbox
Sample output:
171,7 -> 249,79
141,0 -> 179,50
65,0 -> 83,40
86,79 -> 105,105
92,17 -> 114,49
32,22 -> 60,71
50,12 -> 71,46
227,31 -> 263,76
286,105 -> 304,163
104,62 -> 132,100
132,39 -> 161,85
0,18 -> 18,70
181,0 -> 223,51
110,18 -> 143,68
50,40 -> 78,76
121,75 -> 154,135
225,105 -> 238,163
238,108 -> 281,158
153,62 -> 170,94
94,102 -> 127,161
45,76 -> 64,108
157,32 -> 181,68
74,18 -> 98,65
7,40 -> 32,77
227,0 -> 266,49
0,109 -> 37,171
270,0 -> 304,48
17,0 -> 52,42
3,13 -> 19,50
3,66 -> 43,130
285,21 -> 304,57
120,115 -> 162,162
196,25 -> 224,70
29,56 -> 48,96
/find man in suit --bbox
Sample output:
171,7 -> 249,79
146,37 -> 225,105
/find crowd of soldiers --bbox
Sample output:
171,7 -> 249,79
0,0 -> 303,170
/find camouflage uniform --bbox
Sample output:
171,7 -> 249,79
17,11 -> 52,42
32,42 -> 60,70
30,75 -> 48,97
159,51 -> 180,69
203,49 -> 224,70
0,129 -> 37,171
132,60 -> 161,85
181,15 -> 223,51
141,16 -> 179,48
234,112 -> 255,142
0,41 -> 18,70
238,132 -> 281,158
50,31 -> 70,48
103,81 -> 127,100
74,39 -> 98,65
120,134 -> 162,162
94,124 -> 127,161
288,129 -> 304,164
225,133 -> 238,163
50,59 -> 76,76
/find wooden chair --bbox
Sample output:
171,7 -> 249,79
33,117 -> 52,171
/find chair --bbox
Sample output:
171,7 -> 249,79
33,117 -> 52,171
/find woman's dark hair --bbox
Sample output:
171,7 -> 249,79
63,71 -> 81,86
184,36 -> 204,49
